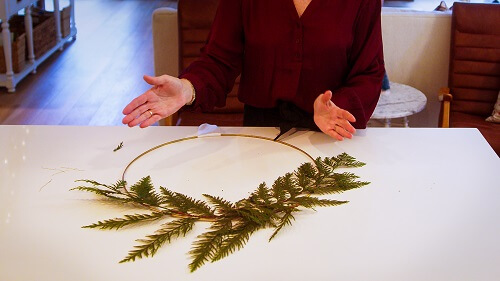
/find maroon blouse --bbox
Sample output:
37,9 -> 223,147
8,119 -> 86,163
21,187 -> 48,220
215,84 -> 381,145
180,0 -> 385,128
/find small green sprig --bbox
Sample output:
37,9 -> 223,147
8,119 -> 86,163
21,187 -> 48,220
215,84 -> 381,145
72,153 -> 369,272
113,142 -> 124,152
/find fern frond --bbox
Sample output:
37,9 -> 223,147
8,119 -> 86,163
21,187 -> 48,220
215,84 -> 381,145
108,180 -> 127,192
331,153 -> 366,168
189,219 -> 232,272
269,208 -> 296,241
83,211 -> 169,230
271,174 -> 294,202
174,194 -> 213,216
70,186 -> 115,195
314,157 -> 333,176
74,179 -> 109,188
295,162 -> 316,178
129,176 -> 161,206
120,218 -> 196,263
332,172 -> 370,189
235,207 -> 272,226
250,183 -> 273,205
294,162 -> 316,191
292,196 -> 348,209
160,187 -> 214,216
72,180 -> 128,199
281,173 -> 300,198
159,187 -> 186,210
313,172 -> 369,195
203,194 -> 234,215
211,222 -> 260,262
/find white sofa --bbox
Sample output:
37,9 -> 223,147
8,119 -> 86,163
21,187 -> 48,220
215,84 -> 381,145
152,7 -> 452,127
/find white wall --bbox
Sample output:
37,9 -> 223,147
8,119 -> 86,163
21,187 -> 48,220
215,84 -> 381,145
381,9 -> 451,127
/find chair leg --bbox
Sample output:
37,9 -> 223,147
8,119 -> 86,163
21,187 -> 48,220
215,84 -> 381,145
438,88 -> 452,128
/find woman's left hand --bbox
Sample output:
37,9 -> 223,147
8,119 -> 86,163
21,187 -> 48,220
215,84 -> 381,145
313,90 -> 356,141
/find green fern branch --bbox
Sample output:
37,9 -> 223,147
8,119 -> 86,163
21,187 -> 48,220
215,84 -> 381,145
73,154 -> 369,272
235,207 -> 273,227
211,221 -> 261,262
83,211 -> 170,230
331,152 -> 366,168
160,187 -> 215,217
311,173 -> 369,195
74,179 -> 111,188
188,219 -> 232,272
120,218 -> 197,263
203,194 -> 234,215
291,196 -> 348,209
70,186 -> 116,196
72,180 -> 130,202
249,183 -> 274,205
269,208 -> 297,241
129,176 -> 162,206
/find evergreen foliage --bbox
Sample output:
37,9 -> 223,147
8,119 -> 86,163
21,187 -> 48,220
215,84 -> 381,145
113,141 -> 124,152
73,153 -> 368,272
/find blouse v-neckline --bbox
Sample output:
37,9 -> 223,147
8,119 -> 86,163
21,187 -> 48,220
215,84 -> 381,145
290,0 -> 318,20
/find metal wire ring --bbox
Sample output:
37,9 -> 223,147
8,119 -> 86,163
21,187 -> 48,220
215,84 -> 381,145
121,133 -> 314,184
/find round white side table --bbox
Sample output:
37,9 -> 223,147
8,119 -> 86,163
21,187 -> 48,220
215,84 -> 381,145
371,82 -> 427,127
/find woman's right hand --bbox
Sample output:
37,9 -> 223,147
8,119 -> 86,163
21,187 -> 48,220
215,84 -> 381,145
122,75 -> 195,128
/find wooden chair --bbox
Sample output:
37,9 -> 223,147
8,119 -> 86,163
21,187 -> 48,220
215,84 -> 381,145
439,2 -> 500,156
156,0 -> 244,126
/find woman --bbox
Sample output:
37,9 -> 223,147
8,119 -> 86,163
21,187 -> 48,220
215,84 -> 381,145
122,0 -> 385,141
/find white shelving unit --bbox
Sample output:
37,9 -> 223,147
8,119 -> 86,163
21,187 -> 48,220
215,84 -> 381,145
0,0 -> 76,92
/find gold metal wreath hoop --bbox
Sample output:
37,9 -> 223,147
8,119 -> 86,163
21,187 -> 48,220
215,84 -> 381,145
121,133 -> 315,184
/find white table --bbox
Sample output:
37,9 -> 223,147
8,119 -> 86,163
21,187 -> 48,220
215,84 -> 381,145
0,126 -> 498,281
371,82 -> 427,127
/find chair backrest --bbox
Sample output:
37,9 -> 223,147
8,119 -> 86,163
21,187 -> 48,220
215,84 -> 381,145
178,0 -> 243,114
449,3 -> 500,117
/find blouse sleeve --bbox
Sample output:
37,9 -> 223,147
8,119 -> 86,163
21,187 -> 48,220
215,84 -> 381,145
330,0 -> 385,128
179,0 -> 244,112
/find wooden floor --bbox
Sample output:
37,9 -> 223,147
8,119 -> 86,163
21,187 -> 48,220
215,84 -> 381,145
0,0 -> 176,126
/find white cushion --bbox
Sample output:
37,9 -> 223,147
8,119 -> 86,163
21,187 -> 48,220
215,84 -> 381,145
486,91 -> 500,123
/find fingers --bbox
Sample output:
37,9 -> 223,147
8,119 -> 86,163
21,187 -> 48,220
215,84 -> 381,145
122,92 -> 149,116
123,75 -> 167,116
340,108 -> 356,123
314,91 -> 333,111
140,114 -> 163,128
337,109 -> 356,135
314,99 -> 357,141
125,108 -> 159,128
333,122 -> 354,139
123,102 -> 151,127
143,74 -> 176,87
323,122 -> 354,141
315,116 -> 353,141
323,128 -> 344,141
122,91 -> 153,125
321,90 -> 333,103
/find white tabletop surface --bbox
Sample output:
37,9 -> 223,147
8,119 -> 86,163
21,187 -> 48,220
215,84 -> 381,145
0,125 -> 499,281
